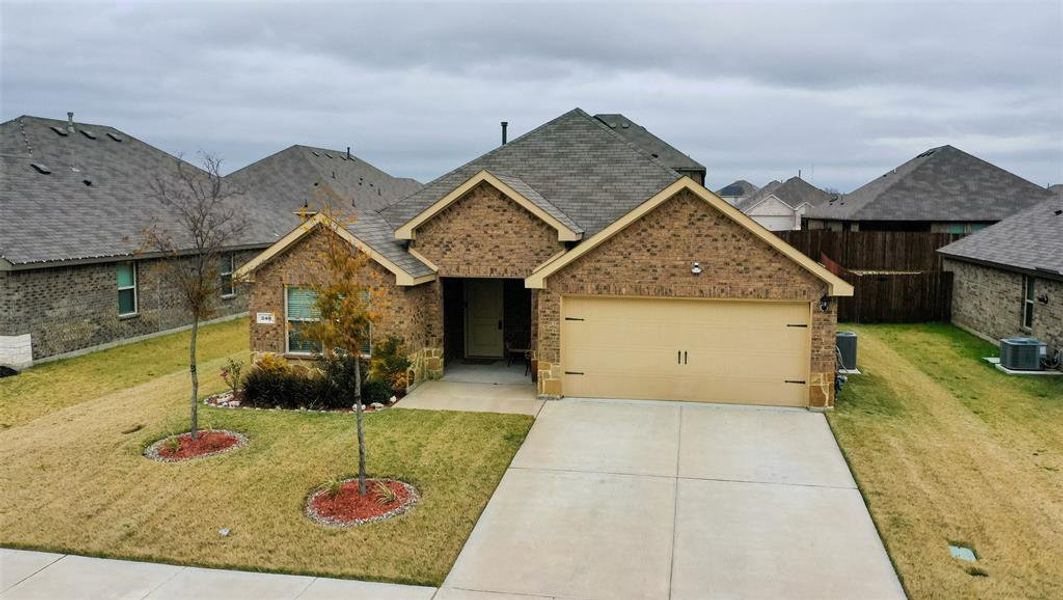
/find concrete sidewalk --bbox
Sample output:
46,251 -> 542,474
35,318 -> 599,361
0,549 -> 436,600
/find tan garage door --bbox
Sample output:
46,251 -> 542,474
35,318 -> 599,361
561,296 -> 811,406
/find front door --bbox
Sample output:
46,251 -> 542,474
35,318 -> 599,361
464,279 -> 504,358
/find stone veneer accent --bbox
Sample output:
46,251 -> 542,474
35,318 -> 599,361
247,226 -> 444,386
411,182 -> 566,278
534,189 -> 838,407
946,259 -> 1063,360
0,251 -> 257,363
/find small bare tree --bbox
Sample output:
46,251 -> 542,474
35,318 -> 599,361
143,153 -> 246,440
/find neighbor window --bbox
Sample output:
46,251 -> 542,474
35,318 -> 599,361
1022,276 -> 1035,330
116,262 -> 138,316
220,254 -> 235,298
285,286 -> 322,355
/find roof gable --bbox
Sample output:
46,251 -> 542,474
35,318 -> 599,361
526,177 -> 853,296
234,213 -> 435,286
395,170 -> 582,241
808,145 -> 1051,222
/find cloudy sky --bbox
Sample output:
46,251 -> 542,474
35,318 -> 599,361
2,0 -> 1061,191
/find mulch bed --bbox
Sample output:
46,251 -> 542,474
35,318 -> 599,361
305,478 -> 420,528
143,429 -> 248,463
204,391 -> 403,413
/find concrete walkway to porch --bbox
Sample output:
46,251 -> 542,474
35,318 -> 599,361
397,361 -> 543,416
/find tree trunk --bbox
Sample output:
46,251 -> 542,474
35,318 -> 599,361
354,357 -> 367,496
189,317 -> 200,440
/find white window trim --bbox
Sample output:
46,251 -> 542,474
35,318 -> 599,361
117,262 -> 138,317
1022,275 -> 1035,331
220,254 -> 236,299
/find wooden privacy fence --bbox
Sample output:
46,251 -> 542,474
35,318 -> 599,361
776,230 -> 962,272
837,270 -> 953,323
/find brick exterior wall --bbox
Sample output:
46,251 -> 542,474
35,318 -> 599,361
247,226 -> 444,384
946,259 -> 1063,363
0,250 -> 258,363
411,182 -> 565,278
535,189 -> 838,407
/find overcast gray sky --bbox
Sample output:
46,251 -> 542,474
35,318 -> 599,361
2,0 -> 1061,191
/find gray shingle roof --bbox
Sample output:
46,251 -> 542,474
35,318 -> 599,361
0,115 -> 279,267
379,108 -> 683,236
592,113 -> 706,176
806,145 -> 1051,222
489,171 -> 583,235
737,177 -> 830,212
225,145 -> 431,278
716,180 -> 759,198
938,194 -> 1063,277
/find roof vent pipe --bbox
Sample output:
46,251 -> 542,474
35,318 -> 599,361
67,112 -> 75,133
347,146 -> 351,159
501,121 -> 508,145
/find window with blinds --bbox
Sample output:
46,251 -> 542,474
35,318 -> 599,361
286,287 -> 322,354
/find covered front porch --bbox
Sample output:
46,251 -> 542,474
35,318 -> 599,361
398,359 -> 541,415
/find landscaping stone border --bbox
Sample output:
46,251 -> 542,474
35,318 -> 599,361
203,391 -> 397,414
143,429 -> 249,463
304,478 -> 420,528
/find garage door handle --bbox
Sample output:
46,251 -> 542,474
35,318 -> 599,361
684,351 -> 688,364
677,350 -> 681,364
785,380 -> 807,384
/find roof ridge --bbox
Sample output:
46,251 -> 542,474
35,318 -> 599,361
375,108 -> 589,217
581,110 -> 685,179
593,112 -> 704,170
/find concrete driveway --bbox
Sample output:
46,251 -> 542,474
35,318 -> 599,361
442,398 -> 905,600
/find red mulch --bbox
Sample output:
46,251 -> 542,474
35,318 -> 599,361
310,479 -> 411,523
158,431 -> 242,460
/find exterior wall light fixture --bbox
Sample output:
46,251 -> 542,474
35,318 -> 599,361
691,262 -> 703,276
820,295 -> 831,312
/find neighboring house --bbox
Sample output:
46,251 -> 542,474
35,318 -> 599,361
592,114 -> 706,184
805,145 -> 1052,232
0,115 -> 264,367
0,116 -> 418,368
236,108 -> 853,409
715,180 -> 758,205
736,177 -> 831,231
938,195 -> 1063,363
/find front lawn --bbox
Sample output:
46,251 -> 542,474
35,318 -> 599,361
829,324 -> 1063,599
0,317 -> 248,428
0,330 -> 532,585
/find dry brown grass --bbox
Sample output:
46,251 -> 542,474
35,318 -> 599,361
0,352 -> 532,585
829,324 -> 1063,599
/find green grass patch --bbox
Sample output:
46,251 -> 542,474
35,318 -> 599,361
0,318 -> 247,428
828,323 -> 1063,599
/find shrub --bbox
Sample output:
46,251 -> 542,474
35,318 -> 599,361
242,355 -> 325,410
362,379 -> 392,406
240,353 -> 389,411
368,336 -> 412,394
220,357 -> 244,397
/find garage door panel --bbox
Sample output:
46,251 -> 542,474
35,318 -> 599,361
561,296 -> 810,407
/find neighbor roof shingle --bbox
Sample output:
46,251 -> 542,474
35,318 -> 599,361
806,145 -> 1051,222
592,113 -> 706,176
225,145 -> 431,278
378,108 -> 683,236
737,177 -> 830,212
716,180 -> 759,199
0,116 -> 280,267
938,194 -> 1063,277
